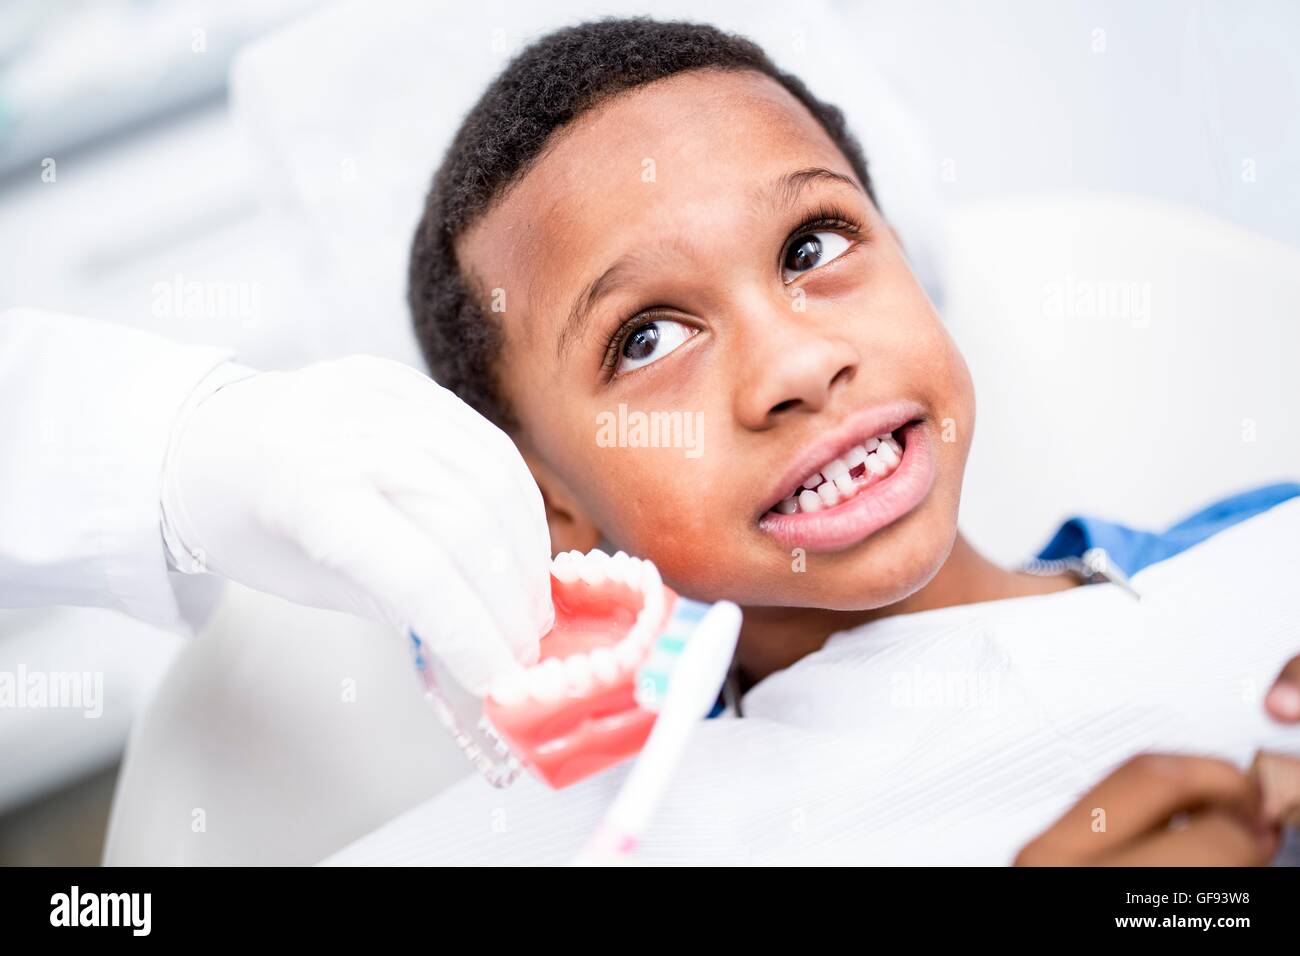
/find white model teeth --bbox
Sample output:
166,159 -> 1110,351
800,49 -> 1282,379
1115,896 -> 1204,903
639,555 -> 662,594
562,654 -> 593,694
488,669 -> 529,708
525,658 -> 567,703
588,646 -> 620,684
609,550 -> 632,586
614,638 -> 645,669
551,550 -> 578,583
487,548 -> 665,707
771,429 -> 906,517
578,548 -> 609,585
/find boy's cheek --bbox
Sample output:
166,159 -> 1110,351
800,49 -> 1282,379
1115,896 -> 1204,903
888,315 -> 976,449
591,453 -> 717,536
582,454 -> 737,568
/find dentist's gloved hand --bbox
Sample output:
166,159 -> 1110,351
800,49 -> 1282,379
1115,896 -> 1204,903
160,355 -> 554,694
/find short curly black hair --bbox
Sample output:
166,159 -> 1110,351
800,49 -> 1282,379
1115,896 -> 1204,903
408,16 -> 876,430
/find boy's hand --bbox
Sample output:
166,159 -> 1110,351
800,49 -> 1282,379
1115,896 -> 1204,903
1018,653 -> 1300,865
1015,754 -> 1277,866
1264,653 -> 1300,723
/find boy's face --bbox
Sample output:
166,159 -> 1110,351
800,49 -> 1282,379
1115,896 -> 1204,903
457,68 -> 975,611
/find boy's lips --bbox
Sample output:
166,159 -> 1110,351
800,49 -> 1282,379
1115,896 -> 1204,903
756,402 -> 934,553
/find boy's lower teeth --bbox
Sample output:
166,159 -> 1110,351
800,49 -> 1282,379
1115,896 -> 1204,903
772,432 -> 904,516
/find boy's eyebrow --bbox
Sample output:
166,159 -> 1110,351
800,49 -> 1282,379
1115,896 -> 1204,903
558,166 -> 862,359
762,165 -> 863,213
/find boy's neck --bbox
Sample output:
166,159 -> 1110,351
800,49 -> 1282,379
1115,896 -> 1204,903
733,532 -> 1078,687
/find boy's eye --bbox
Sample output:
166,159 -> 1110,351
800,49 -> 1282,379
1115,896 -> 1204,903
616,318 -> 696,374
781,230 -> 852,283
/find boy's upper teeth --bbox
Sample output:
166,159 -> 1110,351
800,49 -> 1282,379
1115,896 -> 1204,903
779,431 -> 903,516
821,457 -> 850,481
487,548 -> 665,708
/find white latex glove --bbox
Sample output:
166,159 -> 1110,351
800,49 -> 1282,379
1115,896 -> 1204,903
160,355 -> 554,694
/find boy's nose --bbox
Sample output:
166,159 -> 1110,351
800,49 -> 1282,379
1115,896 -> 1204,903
732,299 -> 859,429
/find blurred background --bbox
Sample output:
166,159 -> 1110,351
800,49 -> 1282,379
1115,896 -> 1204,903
2,0 -> 1298,864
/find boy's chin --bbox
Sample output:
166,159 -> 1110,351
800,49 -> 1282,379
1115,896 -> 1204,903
759,508 -> 958,611
792,556 -> 944,612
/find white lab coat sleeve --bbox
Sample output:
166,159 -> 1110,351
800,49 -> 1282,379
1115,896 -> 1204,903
0,307 -> 239,630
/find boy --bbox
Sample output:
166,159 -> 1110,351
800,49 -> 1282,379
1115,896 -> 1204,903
388,17 -> 1298,864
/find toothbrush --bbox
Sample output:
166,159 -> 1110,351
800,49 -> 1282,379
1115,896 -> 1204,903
573,598 -> 742,865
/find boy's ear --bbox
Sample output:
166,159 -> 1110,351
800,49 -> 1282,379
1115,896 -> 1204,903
518,448 -> 602,557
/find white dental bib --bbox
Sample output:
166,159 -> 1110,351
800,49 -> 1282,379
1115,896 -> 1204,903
326,499 -> 1300,865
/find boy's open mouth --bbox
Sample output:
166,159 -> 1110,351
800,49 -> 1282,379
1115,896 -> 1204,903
757,403 -> 936,552
768,428 -> 907,515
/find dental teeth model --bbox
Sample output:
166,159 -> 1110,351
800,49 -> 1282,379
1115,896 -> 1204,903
487,549 -> 666,707
772,431 -> 904,515
482,548 -> 694,789
411,546 -> 739,793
